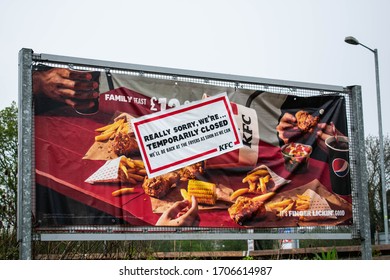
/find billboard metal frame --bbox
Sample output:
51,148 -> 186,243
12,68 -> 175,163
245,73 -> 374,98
18,48 -> 372,259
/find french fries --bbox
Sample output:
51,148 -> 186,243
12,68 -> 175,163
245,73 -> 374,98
258,175 -> 270,193
241,168 -> 273,195
180,188 -> 190,201
295,194 -> 310,210
242,169 -> 268,183
95,118 -> 131,142
112,187 -> 135,197
118,156 -> 146,184
180,188 -> 195,207
266,198 -> 294,217
252,192 -> 275,202
230,188 -> 249,201
227,168 -> 275,202
266,198 -> 293,210
279,201 -> 295,217
264,192 -> 312,218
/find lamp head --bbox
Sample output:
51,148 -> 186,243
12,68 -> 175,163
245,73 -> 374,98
345,36 -> 360,45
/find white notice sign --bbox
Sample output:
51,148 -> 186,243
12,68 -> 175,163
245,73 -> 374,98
131,93 -> 243,178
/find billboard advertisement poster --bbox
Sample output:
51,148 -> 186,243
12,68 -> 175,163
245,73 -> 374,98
33,64 -> 352,229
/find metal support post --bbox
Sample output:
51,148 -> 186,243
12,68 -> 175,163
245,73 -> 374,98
18,48 -> 34,259
373,49 -> 389,244
350,85 -> 372,259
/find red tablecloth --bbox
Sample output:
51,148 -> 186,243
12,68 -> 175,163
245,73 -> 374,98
34,89 -> 351,228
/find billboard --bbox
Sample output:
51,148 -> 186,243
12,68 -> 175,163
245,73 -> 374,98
32,63 -> 353,229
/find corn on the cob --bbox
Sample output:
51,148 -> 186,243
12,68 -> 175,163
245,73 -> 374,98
187,179 -> 216,205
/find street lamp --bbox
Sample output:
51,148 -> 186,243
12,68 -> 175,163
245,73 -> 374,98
345,36 -> 388,244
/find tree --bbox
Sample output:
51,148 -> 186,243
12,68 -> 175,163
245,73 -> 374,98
0,102 -> 18,228
365,134 -> 390,236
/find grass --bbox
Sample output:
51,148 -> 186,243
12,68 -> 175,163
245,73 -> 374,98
0,228 -> 19,259
311,247 -> 338,260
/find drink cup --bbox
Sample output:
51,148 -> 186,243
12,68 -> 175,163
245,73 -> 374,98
70,68 -> 100,115
325,136 -> 351,195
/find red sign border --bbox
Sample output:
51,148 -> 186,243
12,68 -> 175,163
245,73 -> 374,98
133,95 -> 241,175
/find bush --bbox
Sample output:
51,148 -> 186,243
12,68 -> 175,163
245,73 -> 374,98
0,228 -> 18,259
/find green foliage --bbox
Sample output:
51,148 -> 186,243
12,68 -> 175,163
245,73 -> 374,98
0,101 -> 18,228
0,228 -> 18,259
299,239 -> 360,248
312,248 -> 338,260
365,135 -> 390,237
149,240 -> 248,253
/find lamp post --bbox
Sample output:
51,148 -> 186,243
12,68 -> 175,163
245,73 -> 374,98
345,36 -> 388,244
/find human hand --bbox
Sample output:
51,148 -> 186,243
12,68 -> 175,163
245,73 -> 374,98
156,196 -> 199,227
316,122 -> 344,151
276,112 -> 301,144
33,68 -> 99,109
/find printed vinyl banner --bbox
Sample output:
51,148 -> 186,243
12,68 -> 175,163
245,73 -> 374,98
33,65 -> 352,229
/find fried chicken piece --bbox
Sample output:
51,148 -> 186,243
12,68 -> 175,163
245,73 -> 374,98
142,172 -> 180,198
142,162 -> 205,198
113,132 -> 139,156
295,110 -> 320,133
177,161 -> 204,181
228,196 -> 266,225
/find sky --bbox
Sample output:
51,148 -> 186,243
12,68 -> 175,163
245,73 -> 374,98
1,0 -> 389,136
